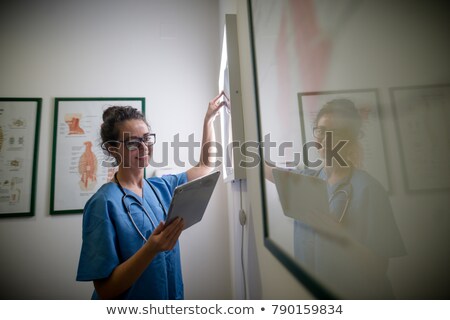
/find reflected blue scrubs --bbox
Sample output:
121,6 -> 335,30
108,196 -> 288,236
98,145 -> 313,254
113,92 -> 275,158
76,172 -> 187,300
294,168 -> 406,259
293,168 -> 406,298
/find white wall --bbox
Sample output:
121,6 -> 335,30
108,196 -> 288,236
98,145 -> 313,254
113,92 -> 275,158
0,0 -> 232,299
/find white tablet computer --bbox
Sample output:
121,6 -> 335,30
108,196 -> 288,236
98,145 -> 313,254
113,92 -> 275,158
272,168 -> 347,239
165,171 -> 220,230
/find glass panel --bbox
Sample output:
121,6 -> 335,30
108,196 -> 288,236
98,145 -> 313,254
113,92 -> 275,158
251,0 -> 450,298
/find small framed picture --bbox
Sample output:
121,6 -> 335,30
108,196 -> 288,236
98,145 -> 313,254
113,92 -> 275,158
390,84 -> 450,192
50,97 -> 145,214
0,98 -> 41,218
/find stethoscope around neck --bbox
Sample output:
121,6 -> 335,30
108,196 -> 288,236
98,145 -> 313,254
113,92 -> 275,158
317,167 -> 354,223
114,172 -> 167,242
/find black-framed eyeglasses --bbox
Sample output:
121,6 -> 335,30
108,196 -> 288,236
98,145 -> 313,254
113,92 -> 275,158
313,127 -> 351,139
313,126 -> 333,139
313,126 -> 363,140
119,133 -> 156,151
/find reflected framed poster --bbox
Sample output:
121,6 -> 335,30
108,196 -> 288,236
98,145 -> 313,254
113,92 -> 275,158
0,98 -> 41,218
390,84 -> 450,192
50,97 -> 145,215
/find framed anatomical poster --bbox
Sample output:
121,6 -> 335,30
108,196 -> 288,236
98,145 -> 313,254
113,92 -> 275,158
50,97 -> 145,215
0,98 -> 41,218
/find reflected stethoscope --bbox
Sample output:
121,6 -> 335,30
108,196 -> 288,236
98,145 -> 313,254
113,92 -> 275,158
316,168 -> 353,223
115,172 -> 168,242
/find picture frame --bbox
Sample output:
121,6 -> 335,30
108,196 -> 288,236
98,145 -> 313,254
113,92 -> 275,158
390,84 -> 450,192
247,0 -> 335,298
298,89 -> 391,192
50,97 -> 145,215
0,98 -> 41,218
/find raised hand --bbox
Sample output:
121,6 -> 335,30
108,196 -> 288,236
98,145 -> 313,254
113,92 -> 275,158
205,91 -> 229,123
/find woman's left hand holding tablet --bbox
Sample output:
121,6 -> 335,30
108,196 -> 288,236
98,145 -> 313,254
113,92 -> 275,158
146,217 -> 184,253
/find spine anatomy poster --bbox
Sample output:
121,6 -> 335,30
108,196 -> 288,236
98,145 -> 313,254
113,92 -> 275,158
51,98 -> 144,214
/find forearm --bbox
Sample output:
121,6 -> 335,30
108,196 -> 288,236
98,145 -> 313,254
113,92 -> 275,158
94,242 -> 158,299
200,117 -> 215,168
94,218 -> 184,299
187,118 -> 216,181
264,161 -> 275,183
187,92 -> 225,181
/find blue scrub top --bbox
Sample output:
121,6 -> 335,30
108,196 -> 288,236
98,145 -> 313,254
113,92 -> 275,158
294,168 -> 406,259
292,168 -> 406,298
76,172 -> 188,300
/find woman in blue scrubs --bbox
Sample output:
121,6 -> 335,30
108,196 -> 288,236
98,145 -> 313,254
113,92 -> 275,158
265,98 -> 406,297
76,92 -> 227,299
294,99 -> 406,298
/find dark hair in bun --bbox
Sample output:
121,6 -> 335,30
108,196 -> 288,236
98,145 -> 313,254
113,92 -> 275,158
315,99 -> 363,167
315,99 -> 362,140
100,106 -> 149,153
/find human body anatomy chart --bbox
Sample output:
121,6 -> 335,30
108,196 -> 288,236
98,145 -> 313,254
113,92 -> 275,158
51,98 -> 144,214
0,99 -> 40,216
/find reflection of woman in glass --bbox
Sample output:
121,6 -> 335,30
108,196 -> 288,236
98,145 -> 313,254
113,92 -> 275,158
301,99 -> 406,297
267,99 -> 406,298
